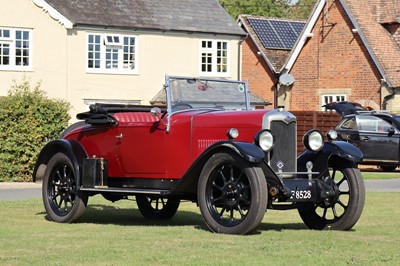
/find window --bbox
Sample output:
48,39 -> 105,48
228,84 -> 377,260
200,40 -> 229,76
356,116 -> 395,133
322,94 -> 347,111
87,33 -> 137,74
0,27 -> 31,70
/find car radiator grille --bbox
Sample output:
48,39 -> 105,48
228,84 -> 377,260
269,121 -> 297,173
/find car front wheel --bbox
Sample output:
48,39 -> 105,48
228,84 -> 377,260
43,152 -> 88,223
298,161 -> 365,230
198,152 -> 267,235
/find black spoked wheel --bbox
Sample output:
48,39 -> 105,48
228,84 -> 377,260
198,152 -> 267,235
136,195 -> 180,220
298,161 -> 365,230
43,153 -> 88,223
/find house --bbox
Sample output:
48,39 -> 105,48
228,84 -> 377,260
0,0 -> 245,118
239,15 -> 306,108
240,0 -> 400,112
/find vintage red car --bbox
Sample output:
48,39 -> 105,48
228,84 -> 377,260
33,76 -> 365,234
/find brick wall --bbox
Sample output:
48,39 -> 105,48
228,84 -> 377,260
293,110 -> 341,153
241,37 -> 276,103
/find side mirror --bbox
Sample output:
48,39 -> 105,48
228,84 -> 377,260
388,127 -> 396,136
150,107 -> 162,118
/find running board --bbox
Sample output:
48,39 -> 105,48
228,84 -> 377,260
79,187 -> 169,195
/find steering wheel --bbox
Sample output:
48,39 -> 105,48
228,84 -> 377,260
171,103 -> 193,112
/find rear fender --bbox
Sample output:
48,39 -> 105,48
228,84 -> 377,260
297,141 -> 363,174
170,141 -> 265,196
32,139 -> 88,185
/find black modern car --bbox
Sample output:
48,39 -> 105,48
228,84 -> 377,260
325,102 -> 400,171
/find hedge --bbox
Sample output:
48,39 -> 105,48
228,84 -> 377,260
0,78 -> 70,182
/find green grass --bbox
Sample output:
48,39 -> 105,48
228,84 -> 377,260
360,171 -> 400,180
1,193 -> 400,265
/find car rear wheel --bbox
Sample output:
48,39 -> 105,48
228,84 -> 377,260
298,161 -> 365,230
136,195 -> 180,220
43,152 -> 88,223
198,152 -> 267,235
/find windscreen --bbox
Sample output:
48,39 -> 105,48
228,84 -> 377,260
168,77 -> 249,111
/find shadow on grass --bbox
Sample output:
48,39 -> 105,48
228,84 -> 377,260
37,204 -> 311,233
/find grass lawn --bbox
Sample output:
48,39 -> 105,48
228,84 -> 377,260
360,171 -> 400,180
0,193 -> 399,265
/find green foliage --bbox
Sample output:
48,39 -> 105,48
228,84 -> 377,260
219,0 -> 318,19
220,0 -> 291,19
287,0 -> 318,19
0,78 -> 70,182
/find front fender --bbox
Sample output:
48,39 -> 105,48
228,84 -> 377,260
169,141 -> 264,196
32,139 -> 88,184
297,141 -> 363,173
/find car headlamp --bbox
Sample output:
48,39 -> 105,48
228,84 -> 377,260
303,130 -> 324,151
326,130 -> 338,141
254,130 -> 274,152
227,128 -> 239,140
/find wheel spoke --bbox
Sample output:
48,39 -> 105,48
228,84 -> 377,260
212,181 -> 223,191
336,177 -> 346,187
331,169 -> 336,180
332,206 -> 338,219
218,168 -> 228,184
337,199 -> 347,209
229,209 -> 234,221
237,204 -> 246,218
219,207 -> 226,217
322,208 -> 328,220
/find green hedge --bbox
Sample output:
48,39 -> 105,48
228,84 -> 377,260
0,78 -> 70,182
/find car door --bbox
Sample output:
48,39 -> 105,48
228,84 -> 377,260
356,115 -> 400,162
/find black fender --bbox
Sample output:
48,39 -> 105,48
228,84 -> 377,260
297,141 -> 363,174
32,139 -> 88,184
169,141 -> 265,197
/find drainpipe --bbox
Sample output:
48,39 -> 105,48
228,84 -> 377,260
382,85 -> 396,110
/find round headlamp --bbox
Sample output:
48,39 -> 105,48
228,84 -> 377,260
326,129 -> 338,141
254,130 -> 274,152
303,130 -> 324,151
227,128 -> 239,140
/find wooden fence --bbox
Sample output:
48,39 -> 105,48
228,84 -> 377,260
292,111 -> 342,153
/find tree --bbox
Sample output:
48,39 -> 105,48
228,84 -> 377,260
288,0 -> 318,19
219,0 -> 317,20
219,0 -> 292,19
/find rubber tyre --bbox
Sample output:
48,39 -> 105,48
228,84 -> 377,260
298,161 -> 365,230
198,152 -> 267,235
43,152 -> 88,223
136,195 -> 180,220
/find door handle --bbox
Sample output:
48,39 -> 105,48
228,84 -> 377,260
116,134 -> 123,140
360,136 -> 369,141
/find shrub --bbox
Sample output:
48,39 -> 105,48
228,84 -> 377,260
0,78 -> 70,182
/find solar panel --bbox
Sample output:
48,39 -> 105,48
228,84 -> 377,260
248,18 -> 305,50
248,18 -> 283,49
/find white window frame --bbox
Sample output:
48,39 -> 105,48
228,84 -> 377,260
322,94 -> 347,111
0,27 -> 32,71
199,39 -> 230,77
86,32 -> 138,75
